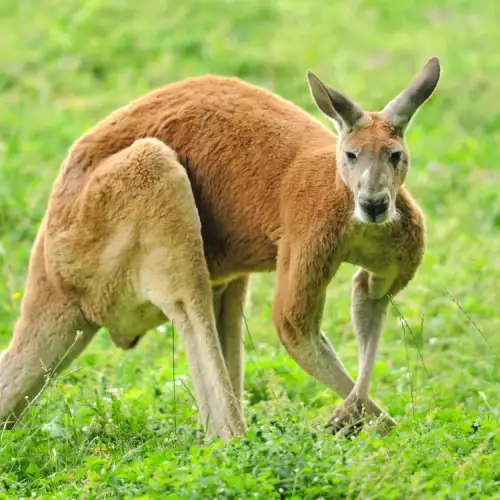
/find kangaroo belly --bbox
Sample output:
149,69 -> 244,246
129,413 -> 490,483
104,299 -> 168,349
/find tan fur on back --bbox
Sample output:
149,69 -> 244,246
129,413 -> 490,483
60,77 -> 333,277
51,76 -> 421,286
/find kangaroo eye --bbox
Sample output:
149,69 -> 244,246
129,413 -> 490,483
390,151 -> 402,167
345,151 -> 357,162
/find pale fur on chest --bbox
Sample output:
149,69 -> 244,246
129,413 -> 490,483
343,218 -> 403,280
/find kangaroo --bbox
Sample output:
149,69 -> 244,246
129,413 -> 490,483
0,58 -> 440,440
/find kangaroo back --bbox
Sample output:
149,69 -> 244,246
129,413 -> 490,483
60,76 -> 337,280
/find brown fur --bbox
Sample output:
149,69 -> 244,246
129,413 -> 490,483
0,58 -> 440,439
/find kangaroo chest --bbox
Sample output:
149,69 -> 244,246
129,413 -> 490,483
343,223 -> 403,278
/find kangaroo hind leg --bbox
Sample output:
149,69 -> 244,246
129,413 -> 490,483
213,276 -> 249,416
90,138 -> 245,441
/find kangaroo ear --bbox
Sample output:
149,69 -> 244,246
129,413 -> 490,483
382,57 -> 441,134
307,71 -> 368,132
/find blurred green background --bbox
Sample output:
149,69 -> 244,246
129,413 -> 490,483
1,0 -> 499,498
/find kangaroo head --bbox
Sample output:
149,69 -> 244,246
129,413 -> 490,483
307,57 -> 440,224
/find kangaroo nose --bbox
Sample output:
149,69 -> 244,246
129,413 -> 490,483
358,195 -> 389,220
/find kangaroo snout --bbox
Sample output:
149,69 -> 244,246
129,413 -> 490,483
357,194 -> 390,223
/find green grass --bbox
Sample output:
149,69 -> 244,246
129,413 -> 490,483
1,0 -> 500,497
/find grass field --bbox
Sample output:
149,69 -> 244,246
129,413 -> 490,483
1,0 -> 500,498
